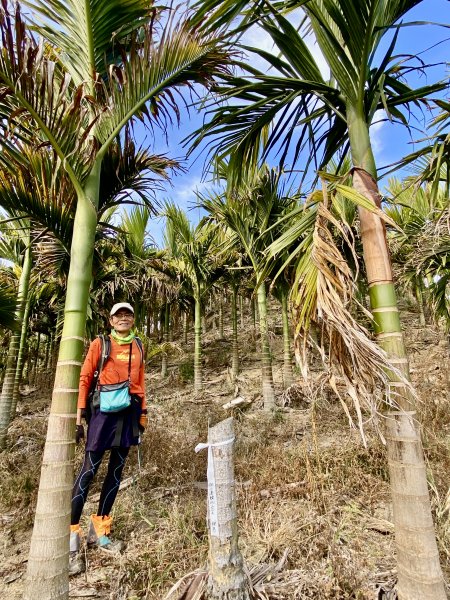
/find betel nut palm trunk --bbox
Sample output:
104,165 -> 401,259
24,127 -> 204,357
256,282 -> 275,410
194,295 -> 203,392
0,240 -> 32,449
231,285 -> 239,380
281,289 -> 294,388
183,310 -> 189,345
23,162 -> 102,600
347,107 -> 446,600
161,302 -> 169,377
218,297 -> 224,338
11,294 -> 32,419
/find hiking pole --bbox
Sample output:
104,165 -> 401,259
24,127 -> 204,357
132,435 -> 142,491
137,434 -> 142,474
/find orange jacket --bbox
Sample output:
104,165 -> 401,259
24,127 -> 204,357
78,337 -> 146,410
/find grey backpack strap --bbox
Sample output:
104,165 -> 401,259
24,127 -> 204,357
134,336 -> 144,365
91,334 -> 110,394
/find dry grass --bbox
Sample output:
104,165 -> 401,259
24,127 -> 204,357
0,315 -> 449,600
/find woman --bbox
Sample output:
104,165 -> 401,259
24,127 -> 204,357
70,302 -> 147,574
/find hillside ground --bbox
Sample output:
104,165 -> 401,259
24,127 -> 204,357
0,304 -> 449,599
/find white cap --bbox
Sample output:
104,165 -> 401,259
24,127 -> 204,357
110,302 -> 134,316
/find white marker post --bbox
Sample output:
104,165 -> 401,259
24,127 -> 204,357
195,417 -> 249,599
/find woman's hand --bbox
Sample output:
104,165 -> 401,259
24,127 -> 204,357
75,424 -> 85,444
138,414 -> 148,433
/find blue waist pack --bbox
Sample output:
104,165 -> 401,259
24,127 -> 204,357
98,380 -> 131,413
89,338 -> 134,414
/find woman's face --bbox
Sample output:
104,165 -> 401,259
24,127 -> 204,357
110,310 -> 135,336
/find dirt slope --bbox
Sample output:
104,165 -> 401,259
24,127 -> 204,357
1,314 -> 449,599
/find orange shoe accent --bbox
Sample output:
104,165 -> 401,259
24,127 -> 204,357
70,524 -> 83,535
90,514 -> 112,538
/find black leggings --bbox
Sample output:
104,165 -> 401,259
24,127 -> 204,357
71,447 -> 130,525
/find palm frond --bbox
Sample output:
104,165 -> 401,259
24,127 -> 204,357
201,164 -> 298,280
162,202 -> 225,299
387,103 -> 450,196
189,0 -> 446,181
0,283 -> 18,330
0,146 -> 75,245
0,217 -> 28,264
293,207 -> 393,441
99,128 -> 179,215
118,205 -> 154,258
23,0 -> 154,86
0,4 -> 93,186
267,180 -> 412,441
33,231 -> 69,278
429,273 -> 450,326
407,207 -> 450,326
95,14 -> 232,151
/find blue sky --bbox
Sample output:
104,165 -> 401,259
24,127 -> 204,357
134,0 -> 449,247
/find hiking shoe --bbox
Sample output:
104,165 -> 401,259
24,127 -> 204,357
69,551 -> 86,576
87,514 -> 125,554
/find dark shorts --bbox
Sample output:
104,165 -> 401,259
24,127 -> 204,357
86,395 -> 142,452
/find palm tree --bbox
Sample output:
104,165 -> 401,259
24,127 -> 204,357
202,165 -> 296,409
160,299 -> 170,376
217,255 -> 245,381
385,178 -> 448,325
0,133 -> 169,445
163,203 -> 224,391
271,279 -> 294,388
0,143 -> 74,446
404,207 -> 450,327
0,2 -> 230,591
114,203 -> 163,329
190,1 -> 447,596
388,103 -> 449,198
0,215 -> 32,448
230,283 -> 240,380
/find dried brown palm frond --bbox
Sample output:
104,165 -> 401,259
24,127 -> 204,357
420,205 -> 450,242
163,569 -> 207,600
146,340 -> 183,360
270,180 -> 411,444
163,549 -> 296,600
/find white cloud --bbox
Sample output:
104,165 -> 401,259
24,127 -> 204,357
148,175 -> 215,247
166,175 -> 209,209
370,110 -> 387,164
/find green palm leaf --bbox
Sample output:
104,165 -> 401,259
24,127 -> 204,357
0,3 -> 231,190
162,201 -> 224,298
189,0 -> 445,179
0,6 -> 93,186
0,216 -> 28,264
98,128 -> 179,215
119,205 -> 154,258
95,18 -> 231,151
0,284 -> 18,330
23,0 -> 153,86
